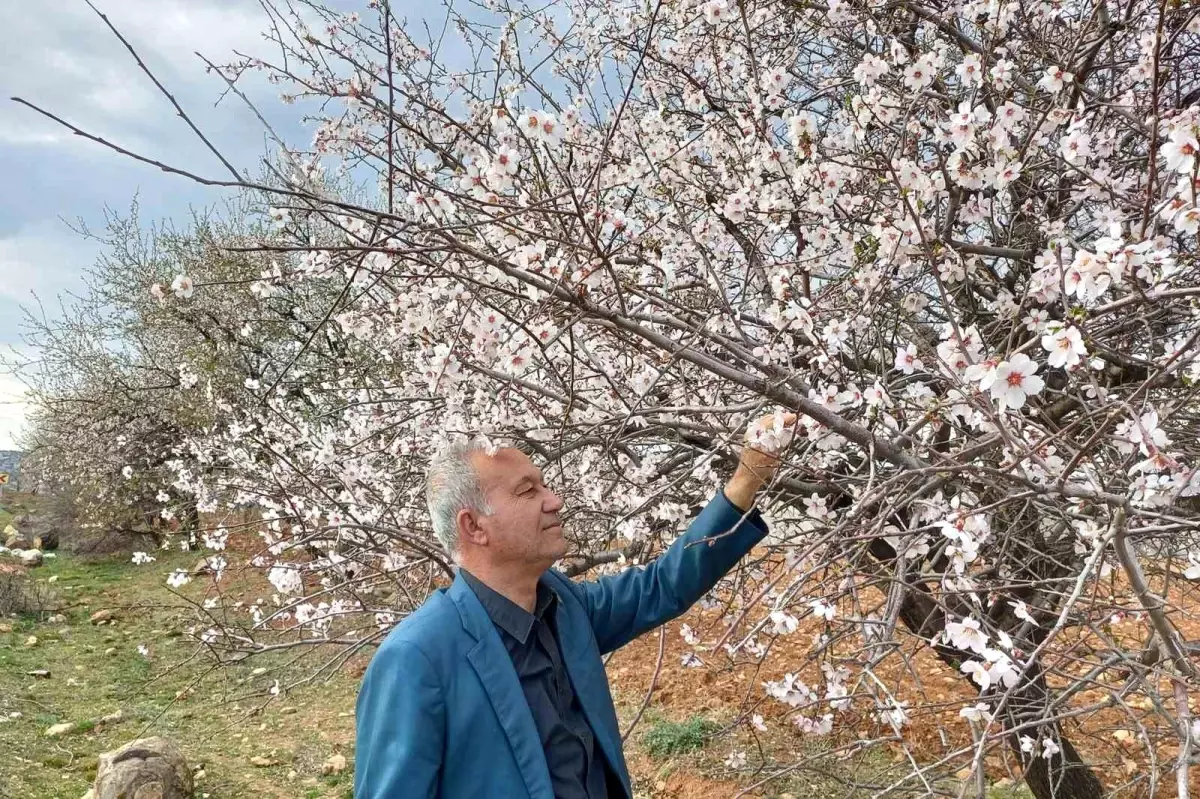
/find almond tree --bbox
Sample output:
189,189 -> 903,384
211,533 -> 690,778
13,0 -> 1200,795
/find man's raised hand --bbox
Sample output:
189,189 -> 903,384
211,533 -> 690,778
725,411 -> 798,509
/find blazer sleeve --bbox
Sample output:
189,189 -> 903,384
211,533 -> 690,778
354,638 -> 444,799
574,490 -> 769,654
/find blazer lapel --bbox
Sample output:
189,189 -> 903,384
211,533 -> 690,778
448,573 -> 554,799
541,572 -> 634,797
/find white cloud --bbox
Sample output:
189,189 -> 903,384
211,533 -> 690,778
1,0 -> 272,150
0,223 -> 96,305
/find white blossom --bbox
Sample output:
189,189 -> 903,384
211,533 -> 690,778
945,616 -> 989,654
170,274 -> 195,299
1041,324 -> 1087,369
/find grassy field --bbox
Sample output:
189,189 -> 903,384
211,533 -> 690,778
1,552 -> 921,799
0,547 -> 362,799
2,492 -> 1030,799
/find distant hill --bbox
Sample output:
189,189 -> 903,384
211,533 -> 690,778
0,451 -> 23,487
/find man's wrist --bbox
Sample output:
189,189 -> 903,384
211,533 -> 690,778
723,467 -> 763,512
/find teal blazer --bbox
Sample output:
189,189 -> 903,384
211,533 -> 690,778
354,492 -> 768,798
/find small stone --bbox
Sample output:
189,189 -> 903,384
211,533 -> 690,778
250,756 -> 276,767
24,635 -> 38,648
27,669 -> 51,679
48,613 -> 66,623
0,622 -> 13,633
90,609 -> 114,625
104,647 -> 117,656
279,707 -> 298,715
321,754 -> 347,775
46,722 -> 74,737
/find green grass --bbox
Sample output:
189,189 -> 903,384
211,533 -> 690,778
642,712 -> 722,758
0,492 -> 34,531
0,546 -> 360,798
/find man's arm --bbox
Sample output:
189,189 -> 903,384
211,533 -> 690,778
579,446 -> 785,652
571,413 -> 793,655
354,639 -> 444,799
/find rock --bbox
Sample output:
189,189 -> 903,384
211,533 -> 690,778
0,621 -> 13,633
93,737 -> 193,799
104,647 -> 117,656
24,635 -> 38,648
90,609 -> 114,625
3,524 -> 29,549
11,513 -> 59,550
249,755 -> 277,767
14,549 -> 43,568
46,722 -> 75,737
48,613 -> 67,623
321,754 -> 347,775
38,528 -> 60,551
99,709 -> 124,726
27,669 -> 51,679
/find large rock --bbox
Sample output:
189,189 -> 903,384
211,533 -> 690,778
2,547 -> 43,566
13,512 -> 60,551
4,525 -> 30,550
10,549 -> 42,568
93,737 -> 193,799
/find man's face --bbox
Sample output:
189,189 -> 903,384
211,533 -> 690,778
466,448 -> 567,568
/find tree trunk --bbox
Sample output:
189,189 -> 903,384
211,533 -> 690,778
889,576 -> 1106,798
1002,663 -> 1106,799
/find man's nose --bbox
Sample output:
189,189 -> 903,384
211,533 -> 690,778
545,490 -> 564,513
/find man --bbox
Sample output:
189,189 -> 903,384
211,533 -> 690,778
354,413 -> 792,798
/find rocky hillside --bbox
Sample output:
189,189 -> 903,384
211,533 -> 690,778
0,451 -> 22,485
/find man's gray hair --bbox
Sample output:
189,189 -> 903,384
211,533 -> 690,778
425,440 -> 494,560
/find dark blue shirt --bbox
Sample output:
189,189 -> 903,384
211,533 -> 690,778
460,568 -> 613,799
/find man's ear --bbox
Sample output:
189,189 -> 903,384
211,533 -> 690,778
456,507 -> 487,548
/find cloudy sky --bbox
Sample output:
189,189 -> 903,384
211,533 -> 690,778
0,0 -> 432,449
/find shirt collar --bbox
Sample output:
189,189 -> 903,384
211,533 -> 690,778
459,568 -> 557,645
